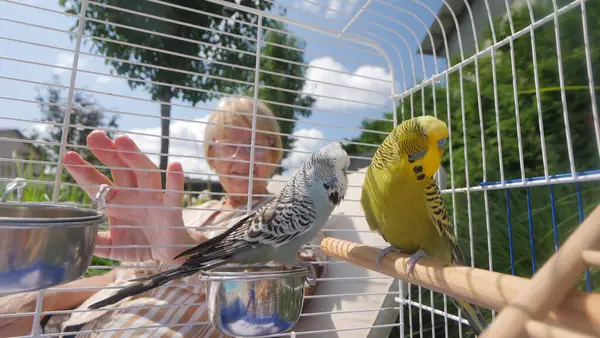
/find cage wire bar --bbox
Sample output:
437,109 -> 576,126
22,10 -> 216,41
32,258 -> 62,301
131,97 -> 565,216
0,0 -> 597,337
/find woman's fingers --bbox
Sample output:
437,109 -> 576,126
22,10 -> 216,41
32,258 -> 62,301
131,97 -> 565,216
62,151 -> 115,201
93,230 -> 112,258
86,131 -> 137,188
114,135 -> 163,192
164,161 -> 185,208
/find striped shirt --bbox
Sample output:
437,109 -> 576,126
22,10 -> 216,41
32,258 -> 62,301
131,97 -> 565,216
42,197 -> 326,337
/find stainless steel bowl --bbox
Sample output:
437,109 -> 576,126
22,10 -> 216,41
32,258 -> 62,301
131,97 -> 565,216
0,179 -> 107,295
203,264 -> 309,337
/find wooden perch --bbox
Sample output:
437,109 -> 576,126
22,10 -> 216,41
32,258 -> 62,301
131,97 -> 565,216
320,236 -> 600,336
479,203 -> 600,338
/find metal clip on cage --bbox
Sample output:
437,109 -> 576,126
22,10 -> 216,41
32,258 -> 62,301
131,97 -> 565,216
0,178 -> 108,295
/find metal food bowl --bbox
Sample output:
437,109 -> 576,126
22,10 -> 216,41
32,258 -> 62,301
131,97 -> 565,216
203,264 -> 310,337
0,178 -> 108,295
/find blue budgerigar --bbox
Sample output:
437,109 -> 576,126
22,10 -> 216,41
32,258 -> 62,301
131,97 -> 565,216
88,142 -> 350,310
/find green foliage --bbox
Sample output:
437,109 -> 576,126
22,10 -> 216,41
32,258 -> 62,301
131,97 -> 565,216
85,256 -> 120,277
32,75 -> 118,183
342,2 -> 600,337
252,21 -> 316,169
58,0 -> 272,103
432,0 -> 600,187
57,1 -> 314,177
57,0 -> 274,178
342,113 -> 394,156
182,190 -> 212,207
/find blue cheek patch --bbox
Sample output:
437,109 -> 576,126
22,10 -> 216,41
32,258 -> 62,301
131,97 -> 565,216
438,139 -> 447,147
323,176 -> 338,191
408,151 -> 426,163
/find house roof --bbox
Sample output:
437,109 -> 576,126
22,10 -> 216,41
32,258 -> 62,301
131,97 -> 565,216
0,128 -> 27,139
418,0 -> 478,56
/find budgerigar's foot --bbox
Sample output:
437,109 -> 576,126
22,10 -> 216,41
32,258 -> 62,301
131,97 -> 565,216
407,250 -> 428,274
298,261 -> 317,286
376,246 -> 404,271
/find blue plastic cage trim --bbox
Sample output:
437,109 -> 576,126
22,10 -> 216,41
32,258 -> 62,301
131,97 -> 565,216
505,189 -> 515,276
526,187 -> 537,273
575,182 -> 593,292
549,185 -> 559,252
479,169 -> 600,187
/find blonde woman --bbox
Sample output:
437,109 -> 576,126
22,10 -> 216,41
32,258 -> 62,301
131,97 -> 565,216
0,97 -> 325,337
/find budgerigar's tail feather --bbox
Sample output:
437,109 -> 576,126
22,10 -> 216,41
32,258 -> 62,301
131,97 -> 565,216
448,244 -> 488,334
88,214 -> 258,310
88,259 -> 230,310
88,265 -> 197,309
450,296 -> 488,334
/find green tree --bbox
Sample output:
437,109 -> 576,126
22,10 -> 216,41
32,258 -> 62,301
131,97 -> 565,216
33,75 -> 119,183
349,2 -> 599,187
59,0 -> 274,186
342,113 -> 394,156
348,2 -> 600,336
251,21 -> 315,172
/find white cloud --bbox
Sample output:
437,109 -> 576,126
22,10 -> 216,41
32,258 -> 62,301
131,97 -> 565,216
298,0 -> 354,19
21,123 -> 52,140
53,52 -> 89,75
325,0 -> 342,19
96,75 -> 114,84
299,0 -> 320,13
281,128 -> 326,176
302,56 -> 393,110
126,117 -> 215,180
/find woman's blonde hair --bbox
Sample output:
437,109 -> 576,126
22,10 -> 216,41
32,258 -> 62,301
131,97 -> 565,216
204,97 -> 283,168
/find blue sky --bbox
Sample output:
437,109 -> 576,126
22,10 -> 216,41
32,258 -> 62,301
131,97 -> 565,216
0,0 -> 446,177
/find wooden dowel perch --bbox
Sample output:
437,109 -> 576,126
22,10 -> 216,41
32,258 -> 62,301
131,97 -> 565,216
479,203 -> 600,338
320,235 -> 600,336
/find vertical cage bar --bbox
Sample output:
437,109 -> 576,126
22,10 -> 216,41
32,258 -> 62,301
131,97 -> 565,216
51,0 -> 90,202
246,14 -> 263,215
518,0 -> 550,182
506,189 -> 515,275
549,185 -> 559,252
526,187 -> 537,273
408,283 -> 413,338
418,285 -> 423,338
34,0 -> 90,335
579,0 -> 600,163
575,182 -> 593,292
551,0 -> 577,178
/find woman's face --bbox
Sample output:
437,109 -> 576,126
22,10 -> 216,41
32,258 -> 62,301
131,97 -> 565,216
209,128 -> 278,195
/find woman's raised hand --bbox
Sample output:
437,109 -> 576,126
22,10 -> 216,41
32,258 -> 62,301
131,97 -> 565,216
63,130 -> 196,264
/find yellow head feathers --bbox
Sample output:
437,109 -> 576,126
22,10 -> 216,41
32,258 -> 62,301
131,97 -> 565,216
415,115 -> 449,141
393,116 -> 448,179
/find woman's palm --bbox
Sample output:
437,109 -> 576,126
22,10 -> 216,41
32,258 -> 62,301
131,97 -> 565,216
63,131 -> 191,264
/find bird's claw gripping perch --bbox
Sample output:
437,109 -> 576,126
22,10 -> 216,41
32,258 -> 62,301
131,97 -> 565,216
298,261 -> 317,286
376,246 -> 404,271
407,250 -> 428,274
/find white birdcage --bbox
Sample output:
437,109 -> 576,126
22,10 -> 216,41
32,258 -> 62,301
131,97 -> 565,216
0,0 -> 598,337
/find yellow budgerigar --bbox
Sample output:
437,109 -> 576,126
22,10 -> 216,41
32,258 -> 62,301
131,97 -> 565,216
360,115 -> 488,334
